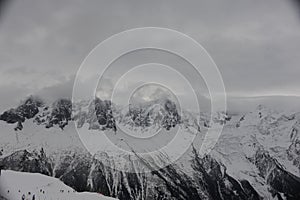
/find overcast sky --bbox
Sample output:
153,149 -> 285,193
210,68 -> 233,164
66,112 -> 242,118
0,0 -> 300,111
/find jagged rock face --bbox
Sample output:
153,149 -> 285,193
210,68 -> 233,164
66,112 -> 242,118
189,151 -> 262,200
287,125 -> 300,171
161,99 -> 181,130
0,148 -> 262,200
0,149 -> 52,176
0,109 -> 25,124
0,97 -> 182,132
45,99 -> 72,129
124,98 -> 181,131
251,149 -> 300,199
1,140 -> 300,199
0,96 -> 43,127
0,97 -> 118,131
93,98 -> 116,131
72,98 -> 117,131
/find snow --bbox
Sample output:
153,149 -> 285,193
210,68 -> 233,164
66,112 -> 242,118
1,101 -> 300,199
204,106 -> 300,199
0,170 -> 117,200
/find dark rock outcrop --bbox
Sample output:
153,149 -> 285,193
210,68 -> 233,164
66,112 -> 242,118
0,96 -> 44,130
252,149 -> 300,200
1,148 -> 262,200
45,99 -> 72,129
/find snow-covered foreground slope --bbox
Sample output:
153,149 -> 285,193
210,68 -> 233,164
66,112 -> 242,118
0,170 -> 117,200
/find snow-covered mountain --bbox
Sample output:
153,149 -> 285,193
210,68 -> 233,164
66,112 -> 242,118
0,170 -> 116,200
1,96 -> 300,199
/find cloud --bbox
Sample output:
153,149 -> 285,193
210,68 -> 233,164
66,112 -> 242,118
35,75 -> 75,103
0,84 -> 31,112
0,0 -> 300,112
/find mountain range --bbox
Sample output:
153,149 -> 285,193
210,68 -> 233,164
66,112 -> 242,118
0,96 -> 300,200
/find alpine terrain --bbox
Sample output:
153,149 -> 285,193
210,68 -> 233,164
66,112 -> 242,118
0,96 -> 300,200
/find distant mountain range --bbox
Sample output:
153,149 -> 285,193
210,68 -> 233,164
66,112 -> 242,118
0,96 -> 300,199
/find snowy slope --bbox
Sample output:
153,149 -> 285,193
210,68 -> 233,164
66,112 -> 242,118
222,106 -> 300,176
207,106 -> 300,199
0,170 -> 117,200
